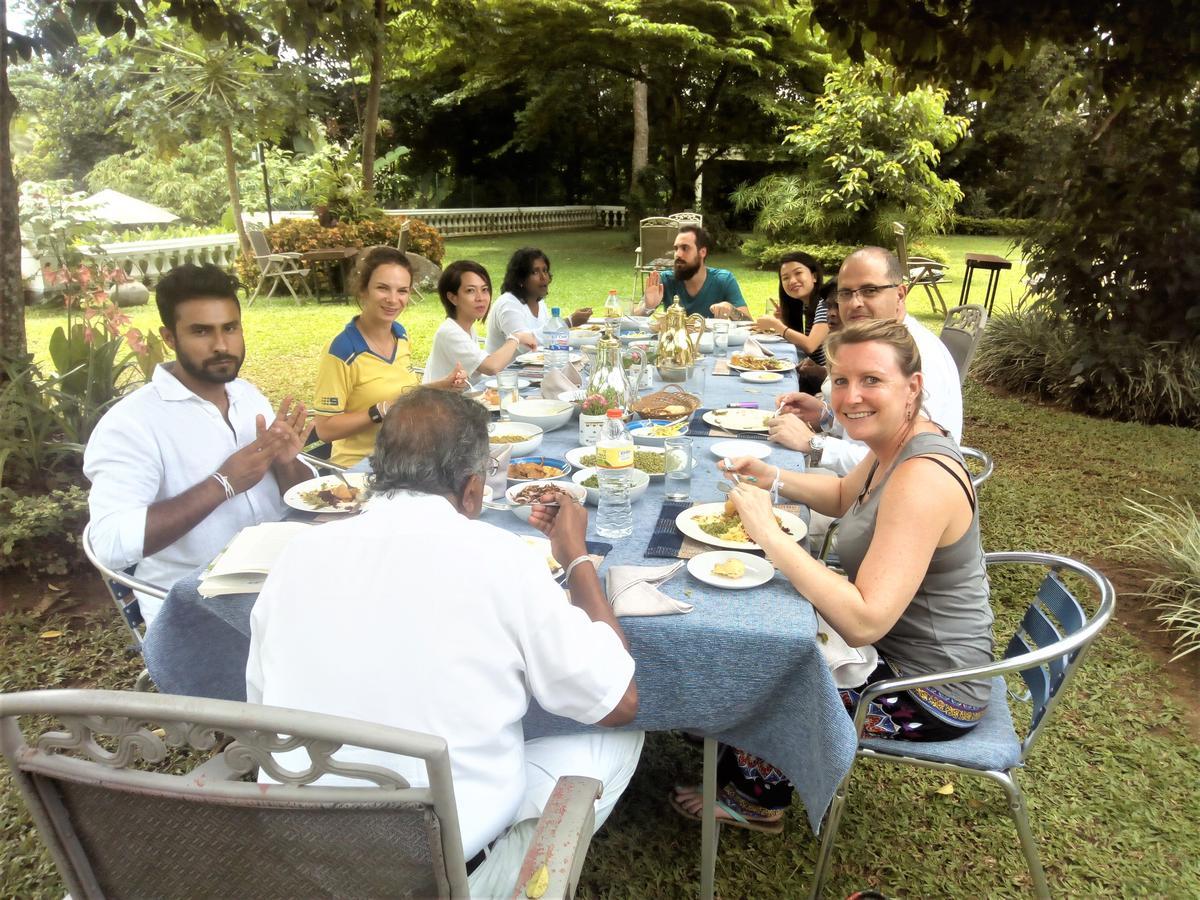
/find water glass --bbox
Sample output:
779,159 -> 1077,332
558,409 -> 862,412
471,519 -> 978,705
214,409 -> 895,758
712,320 -> 730,356
496,370 -> 520,421
664,437 -> 693,501
684,361 -> 707,400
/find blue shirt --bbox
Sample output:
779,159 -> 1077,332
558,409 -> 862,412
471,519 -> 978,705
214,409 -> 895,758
659,267 -> 747,317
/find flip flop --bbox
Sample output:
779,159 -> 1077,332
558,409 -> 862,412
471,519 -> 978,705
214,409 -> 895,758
668,786 -> 785,834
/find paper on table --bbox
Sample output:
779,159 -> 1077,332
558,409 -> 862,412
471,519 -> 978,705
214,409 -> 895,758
814,611 -> 879,688
606,561 -> 693,616
199,521 -> 313,598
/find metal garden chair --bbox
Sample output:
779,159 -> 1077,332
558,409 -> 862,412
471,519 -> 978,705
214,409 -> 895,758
633,215 -> 679,301
939,304 -> 989,383
81,522 -> 165,691
0,689 -> 604,899
247,228 -> 312,305
893,221 -> 950,316
668,211 -> 703,227
809,551 -> 1116,899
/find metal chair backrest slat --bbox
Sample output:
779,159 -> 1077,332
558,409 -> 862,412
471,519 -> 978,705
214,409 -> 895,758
1038,572 -> 1086,633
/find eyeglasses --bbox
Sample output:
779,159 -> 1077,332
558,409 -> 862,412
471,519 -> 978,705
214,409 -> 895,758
834,284 -> 900,302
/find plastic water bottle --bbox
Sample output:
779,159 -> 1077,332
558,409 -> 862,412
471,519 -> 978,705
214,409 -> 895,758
596,408 -> 634,538
603,289 -> 622,331
544,307 -> 569,372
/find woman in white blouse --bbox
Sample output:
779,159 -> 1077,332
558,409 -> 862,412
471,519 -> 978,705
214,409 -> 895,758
423,261 -> 537,384
483,247 -> 591,353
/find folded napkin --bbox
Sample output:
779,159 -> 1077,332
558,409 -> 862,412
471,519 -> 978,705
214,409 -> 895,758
540,362 -> 583,399
814,612 -> 879,689
486,443 -> 512,501
606,561 -> 693,617
741,336 -> 775,357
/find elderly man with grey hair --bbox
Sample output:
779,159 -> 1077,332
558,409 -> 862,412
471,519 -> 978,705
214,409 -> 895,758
246,388 -> 643,894
768,246 -> 963,475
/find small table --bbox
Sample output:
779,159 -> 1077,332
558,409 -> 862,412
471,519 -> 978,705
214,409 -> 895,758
301,247 -> 360,301
959,253 -> 1014,315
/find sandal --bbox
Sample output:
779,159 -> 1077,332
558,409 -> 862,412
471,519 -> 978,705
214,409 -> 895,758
668,784 -> 785,834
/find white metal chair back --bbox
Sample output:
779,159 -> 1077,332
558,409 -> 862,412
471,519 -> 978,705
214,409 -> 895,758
669,211 -> 703,227
809,552 -> 1116,899
633,216 -> 680,299
939,303 -> 989,383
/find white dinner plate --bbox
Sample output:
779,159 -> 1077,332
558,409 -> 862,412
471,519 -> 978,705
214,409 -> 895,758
728,355 -> 797,374
515,351 -> 584,366
703,408 -> 772,432
709,439 -> 772,460
676,502 -> 806,551
687,551 -> 775,590
739,371 -> 784,384
284,472 -> 370,514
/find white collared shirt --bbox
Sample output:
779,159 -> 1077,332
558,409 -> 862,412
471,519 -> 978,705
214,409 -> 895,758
245,492 -> 634,858
83,365 -> 291,623
816,314 -> 964,475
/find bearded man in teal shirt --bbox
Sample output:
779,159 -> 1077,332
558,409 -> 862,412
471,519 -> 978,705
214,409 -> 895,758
634,224 -> 750,320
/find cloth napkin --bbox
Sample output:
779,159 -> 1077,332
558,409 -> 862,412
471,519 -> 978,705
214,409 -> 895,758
605,561 -> 693,617
741,336 -> 775,357
540,362 -> 583,399
814,611 -> 879,689
486,443 -> 512,501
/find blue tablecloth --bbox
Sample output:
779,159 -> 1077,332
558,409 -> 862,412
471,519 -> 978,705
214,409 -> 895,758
143,349 -> 857,832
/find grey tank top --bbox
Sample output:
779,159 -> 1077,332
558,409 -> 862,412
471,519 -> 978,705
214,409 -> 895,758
835,431 -> 994,708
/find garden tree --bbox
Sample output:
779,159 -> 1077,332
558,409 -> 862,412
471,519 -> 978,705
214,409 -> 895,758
431,0 -> 828,209
808,0 -> 1200,344
733,57 -> 967,245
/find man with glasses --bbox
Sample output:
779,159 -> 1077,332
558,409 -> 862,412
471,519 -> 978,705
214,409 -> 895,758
768,247 -> 962,474
246,388 -> 642,894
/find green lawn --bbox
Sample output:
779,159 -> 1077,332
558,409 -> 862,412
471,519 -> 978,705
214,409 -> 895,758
8,229 -> 1200,898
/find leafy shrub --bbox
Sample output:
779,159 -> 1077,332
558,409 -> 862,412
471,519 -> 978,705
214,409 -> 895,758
1118,494 -> 1200,660
973,309 -> 1200,425
740,237 -> 948,275
0,486 -> 89,576
234,216 -> 446,287
953,216 -> 1037,236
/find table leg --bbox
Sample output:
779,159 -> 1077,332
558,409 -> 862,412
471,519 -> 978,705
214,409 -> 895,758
984,269 -> 1001,316
700,736 -> 720,900
959,263 -> 975,307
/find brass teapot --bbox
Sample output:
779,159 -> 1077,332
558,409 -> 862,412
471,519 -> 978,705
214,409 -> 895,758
655,295 -> 706,382
586,323 -> 647,413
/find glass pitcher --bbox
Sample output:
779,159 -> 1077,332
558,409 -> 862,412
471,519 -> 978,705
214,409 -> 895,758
586,324 -> 646,412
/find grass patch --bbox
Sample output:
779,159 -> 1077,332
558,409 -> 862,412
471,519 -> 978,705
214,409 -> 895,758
8,230 -> 1200,897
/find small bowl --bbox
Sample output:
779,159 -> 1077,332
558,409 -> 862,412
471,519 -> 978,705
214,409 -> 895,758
628,419 -> 690,447
571,466 -> 651,506
505,479 -> 588,522
488,422 -> 544,458
740,370 -> 784,384
508,456 -> 572,482
507,398 -> 575,433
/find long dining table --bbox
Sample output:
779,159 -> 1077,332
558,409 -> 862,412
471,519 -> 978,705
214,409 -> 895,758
142,337 -> 857,898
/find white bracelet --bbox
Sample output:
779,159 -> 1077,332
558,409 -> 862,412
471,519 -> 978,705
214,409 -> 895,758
211,471 -> 235,500
563,554 -> 595,583
770,466 -> 782,504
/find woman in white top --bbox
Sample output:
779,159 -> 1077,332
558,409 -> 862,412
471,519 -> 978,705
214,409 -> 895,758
484,247 -> 591,352
423,261 -> 537,384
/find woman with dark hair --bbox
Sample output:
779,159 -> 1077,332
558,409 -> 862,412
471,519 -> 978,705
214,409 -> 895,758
313,246 -> 466,467
754,252 -> 830,365
484,247 -> 591,353
423,260 -> 537,384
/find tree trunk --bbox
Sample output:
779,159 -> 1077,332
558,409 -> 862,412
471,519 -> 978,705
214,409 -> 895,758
0,1 -> 28,365
220,124 -> 251,259
361,0 -> 385,200
630,75 -> 648,193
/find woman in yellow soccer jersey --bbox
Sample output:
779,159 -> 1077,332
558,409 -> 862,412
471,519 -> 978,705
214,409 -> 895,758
313,246 -> 466,467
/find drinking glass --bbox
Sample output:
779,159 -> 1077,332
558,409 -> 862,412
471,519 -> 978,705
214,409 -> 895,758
712,320 -> 730,356
684,360 -> 707,401
496,370 -> 520,421
664,437 -> 693,501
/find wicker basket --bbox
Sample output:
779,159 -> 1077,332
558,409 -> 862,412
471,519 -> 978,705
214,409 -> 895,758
632,385 -> 701,420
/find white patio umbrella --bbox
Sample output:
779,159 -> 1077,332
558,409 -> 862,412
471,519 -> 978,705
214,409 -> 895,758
83,189 -> 180,226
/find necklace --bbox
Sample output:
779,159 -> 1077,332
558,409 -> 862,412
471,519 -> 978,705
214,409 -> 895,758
359,320 -> 397,358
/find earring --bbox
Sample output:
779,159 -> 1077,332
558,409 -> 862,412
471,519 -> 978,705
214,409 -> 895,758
905,398 -> 914,421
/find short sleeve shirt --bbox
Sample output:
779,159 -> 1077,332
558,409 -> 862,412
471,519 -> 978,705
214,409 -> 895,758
313,318 -> 418,468
485,292 -> 546,353
423,318 -> 487,383
659,267 -> 747,317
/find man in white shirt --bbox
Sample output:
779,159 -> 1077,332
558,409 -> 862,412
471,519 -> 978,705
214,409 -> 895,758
246,388 -> 642,894
768,247 -> 963,475
83,263 -> 313,625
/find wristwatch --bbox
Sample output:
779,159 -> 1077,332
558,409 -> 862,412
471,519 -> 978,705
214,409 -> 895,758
368,403 -> 384,424
807,433 -> 827,461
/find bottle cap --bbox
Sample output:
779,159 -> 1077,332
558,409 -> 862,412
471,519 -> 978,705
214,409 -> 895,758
551,307 -> 560,316
606,408 -> 623,418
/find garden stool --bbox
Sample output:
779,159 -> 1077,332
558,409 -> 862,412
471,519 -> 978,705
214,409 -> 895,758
959,253 -> 1013,315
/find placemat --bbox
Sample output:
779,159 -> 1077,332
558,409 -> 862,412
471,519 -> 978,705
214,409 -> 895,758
687,409 -> 771,441
644,499 -> 803,561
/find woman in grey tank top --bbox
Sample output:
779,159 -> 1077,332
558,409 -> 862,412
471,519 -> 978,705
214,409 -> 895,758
671,318 -> 992,833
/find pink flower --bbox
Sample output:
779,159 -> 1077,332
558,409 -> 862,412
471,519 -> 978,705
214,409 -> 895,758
125,328 -> 148,355
83,326 -> 96,345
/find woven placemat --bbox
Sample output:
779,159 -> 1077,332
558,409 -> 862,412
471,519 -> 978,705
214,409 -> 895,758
645,499 -> 803,561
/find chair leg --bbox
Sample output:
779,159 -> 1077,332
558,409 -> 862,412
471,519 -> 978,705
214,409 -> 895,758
134,669 -> 153,692
700,737 -> 720,900
809,771 -> 852,899
984,770 -> 1050,900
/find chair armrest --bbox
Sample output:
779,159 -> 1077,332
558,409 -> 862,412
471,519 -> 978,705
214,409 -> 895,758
634,247 -> 644,267
510,775 -> 602,899
267,252 -> 302,262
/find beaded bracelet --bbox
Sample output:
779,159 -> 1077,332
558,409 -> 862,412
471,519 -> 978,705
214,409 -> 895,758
211,471 -> 235,501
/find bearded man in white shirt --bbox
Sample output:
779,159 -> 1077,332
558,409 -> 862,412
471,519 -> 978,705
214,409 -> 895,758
768,247 -> 963,475
245,388 -> 642,895
83,263 -> 312,625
